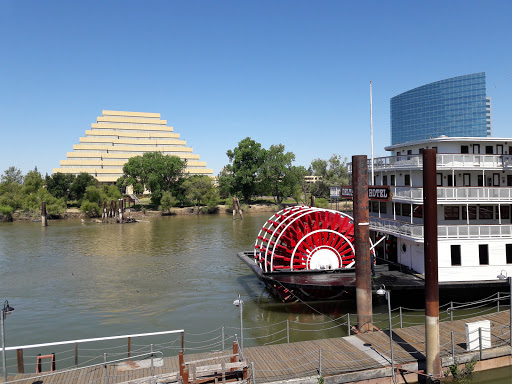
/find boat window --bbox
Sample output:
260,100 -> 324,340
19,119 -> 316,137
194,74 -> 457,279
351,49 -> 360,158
495,206 -> 510,220
493,173 -> 500,186
479,206 -> 493,220
402,203 -> 411,217
478,175 -> 484,187
390,175 -> 395,186
394,202 -> 401,216
404,174 -> 411,186
444,206 -> 459,220
413,204 -> 423,218
380,202 -> 387,214
437,173 -> 442,186
506,244 -> 512,264
461,145 -> 469,154
462,206 -> 477,220
508,175 -> 512,187
451,245 -> 461,266
382,175 -> 388,185
479,244 -> 489,265
463,173 -> 471,186
486,146 -> 494,154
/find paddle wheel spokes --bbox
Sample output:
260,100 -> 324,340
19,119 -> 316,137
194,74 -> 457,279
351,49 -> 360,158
254,206 -> 358,273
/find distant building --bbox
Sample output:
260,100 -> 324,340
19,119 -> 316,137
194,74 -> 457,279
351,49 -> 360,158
390,73 -> 491,145
53,110 -> 213,183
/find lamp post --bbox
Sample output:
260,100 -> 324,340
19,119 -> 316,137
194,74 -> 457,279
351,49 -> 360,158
233,294 -> 244,359
377,285 -> 394,379
2,300 -> 15,382
497,270 -> 512,350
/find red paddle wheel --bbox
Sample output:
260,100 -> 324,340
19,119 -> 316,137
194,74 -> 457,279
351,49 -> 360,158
254,206 -> 356,273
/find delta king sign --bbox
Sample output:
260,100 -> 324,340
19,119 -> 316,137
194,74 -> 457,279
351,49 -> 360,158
339,185 -> 392,201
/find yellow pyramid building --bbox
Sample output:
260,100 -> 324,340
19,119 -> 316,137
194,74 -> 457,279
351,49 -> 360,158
53,110 -> 213,183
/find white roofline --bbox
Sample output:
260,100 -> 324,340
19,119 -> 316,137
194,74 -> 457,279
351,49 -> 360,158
385,136 -> 512,151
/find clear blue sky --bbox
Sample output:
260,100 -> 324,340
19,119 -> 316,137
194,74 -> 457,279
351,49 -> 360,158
1,1 -> 511,177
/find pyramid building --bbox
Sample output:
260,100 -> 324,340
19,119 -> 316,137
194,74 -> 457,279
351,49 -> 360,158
53,110 -> 213,183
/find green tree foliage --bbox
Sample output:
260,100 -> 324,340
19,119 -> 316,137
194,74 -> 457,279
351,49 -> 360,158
225,137 -> 266,203
309,155 -> 349,198
122,152 -> 186,205
290,165 -> 309,204
260,144 -> 297,204
1,166 -> 24,185
159,191 -> 177,214
216,167 -> 233,199
22,167 -> 44,194
45,172 -> 76,200
79,185 -> 122,217
183,175 -> 219,213
22,188 -> 66,216
70,173 -> 98,201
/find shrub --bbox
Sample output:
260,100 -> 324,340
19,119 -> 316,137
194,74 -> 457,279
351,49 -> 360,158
313,197 -> 329,209
81,201 -> 101,217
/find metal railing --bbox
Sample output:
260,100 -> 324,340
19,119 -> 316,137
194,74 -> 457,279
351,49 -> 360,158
369,217 -> 512,240
391,186 -> 512,203
2,293 -> 511,384
348,153 -> 512,172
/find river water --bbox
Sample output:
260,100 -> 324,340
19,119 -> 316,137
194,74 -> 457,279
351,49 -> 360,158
0,213 -> 510,382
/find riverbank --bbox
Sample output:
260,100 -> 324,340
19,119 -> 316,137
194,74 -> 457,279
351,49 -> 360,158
2,203 -> 284,222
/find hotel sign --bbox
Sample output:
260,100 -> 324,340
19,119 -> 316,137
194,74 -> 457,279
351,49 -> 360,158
340,186 -> 392,201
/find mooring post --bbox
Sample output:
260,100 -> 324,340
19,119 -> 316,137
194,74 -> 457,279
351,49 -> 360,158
347,313 -> 351,335
102,201 -> 107,222
41,201 -> 48,227
423,149 -> 441,381
74,342 -> 78,368
352,155 -> 373,333
103,353 -> 108,384
251,362 -> 256,384
450,302 -> 453,322
118,198 -> 124,223
150,344 -> 154,377
286,320 -> 290,343
451,331 -> 455,364
399,307 -> 403,328
497,292 -> 500,313
16,349 -> 24,373
221,326 -> 225,351
318,349 -> 322,377
232,198 -> 236,220
127,337 -> 131,358
236,198 -> 244,220
179,350 -> 184,377
182,365 -> 189,384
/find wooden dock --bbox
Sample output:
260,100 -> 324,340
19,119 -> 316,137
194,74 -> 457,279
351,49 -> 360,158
4,310 -> 511,384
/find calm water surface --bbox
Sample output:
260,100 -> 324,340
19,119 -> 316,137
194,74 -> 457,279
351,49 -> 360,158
0,213 -> 355,348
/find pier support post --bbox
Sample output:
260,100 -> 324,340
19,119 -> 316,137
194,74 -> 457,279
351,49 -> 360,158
423,149 -> 441,381
16,349 -> 23,373
352,155 -> 373,332
118,198 -> 124,223
41,201 -> 48,227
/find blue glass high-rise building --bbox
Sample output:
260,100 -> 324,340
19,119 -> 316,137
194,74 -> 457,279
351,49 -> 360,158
390,73 -> 490,145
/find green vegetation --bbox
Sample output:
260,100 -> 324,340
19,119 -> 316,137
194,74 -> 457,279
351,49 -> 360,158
444,358 -> 477,384
0,143 -> 350,220
118,152 -> 186,205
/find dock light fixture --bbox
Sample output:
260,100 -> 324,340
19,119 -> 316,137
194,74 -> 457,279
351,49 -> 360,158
377,285 -> 394,379
233,294 -> 244,359
2,300 -> 15,382
496,270 -> 512,349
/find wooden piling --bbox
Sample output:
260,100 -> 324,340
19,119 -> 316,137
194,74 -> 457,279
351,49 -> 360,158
179,350 -> 184,377
16,349 -> 24,373
41,201 -> 48,226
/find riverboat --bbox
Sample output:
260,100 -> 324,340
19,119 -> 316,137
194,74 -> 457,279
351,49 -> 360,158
239,136 -> 512,303
364,136 -> 512,285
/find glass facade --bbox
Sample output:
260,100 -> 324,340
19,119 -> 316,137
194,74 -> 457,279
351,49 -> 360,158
391,73 -> 489,145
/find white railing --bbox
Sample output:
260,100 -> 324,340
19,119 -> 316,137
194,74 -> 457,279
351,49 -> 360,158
438,224 -> 512,239
370,217 -> 424,239
391,186 -> 512,202
370,217 -> 512,240
348,154 -> 511,173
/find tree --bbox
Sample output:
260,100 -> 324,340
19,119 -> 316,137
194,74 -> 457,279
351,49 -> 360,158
159,191 -> 177,214
22,188 -> 66,216
23,167 -> 43,194
122,152 -> 186,205
225,137 -> 266,203
1,166 -> 24,185
259,144 -> 297,204
70,173 -> 98,201
183,175 -> 218,213
308,154 -> 349,198
45,173 -> 75,200
290,165 -> 308,204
